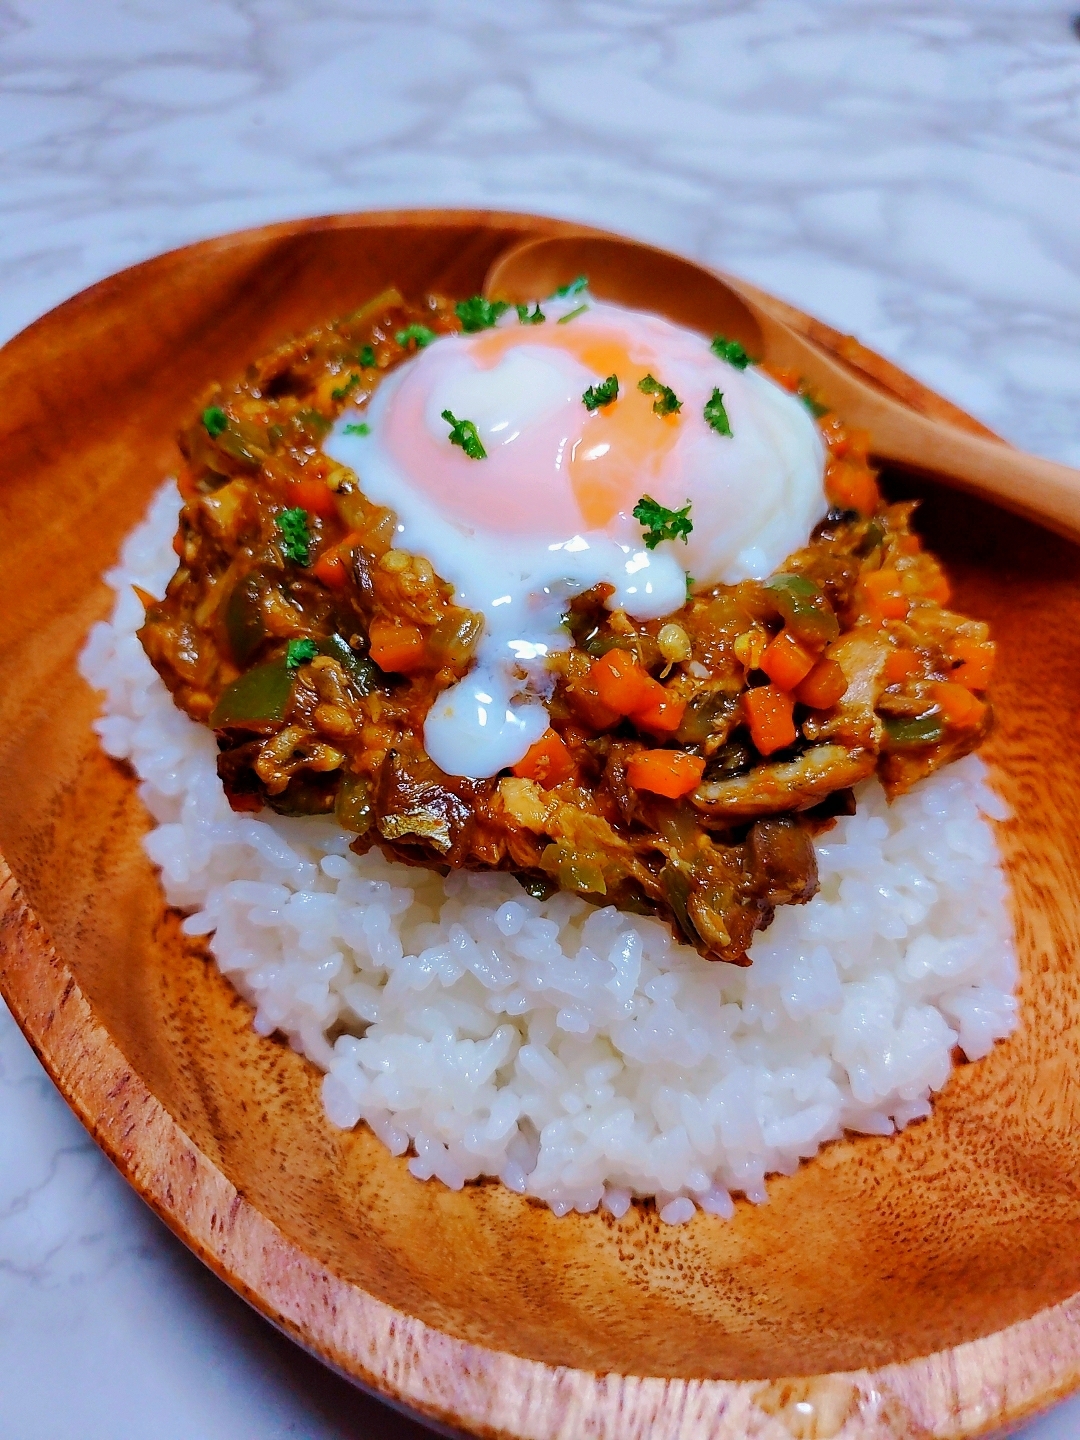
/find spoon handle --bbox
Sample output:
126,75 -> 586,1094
721,274 -> 1001,440
749,304 -> 1080,543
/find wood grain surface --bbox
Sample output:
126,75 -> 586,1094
1,210 -> 1078,1440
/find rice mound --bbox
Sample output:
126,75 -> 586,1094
80,483 -> 1019,1223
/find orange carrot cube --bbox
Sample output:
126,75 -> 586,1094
591,649 -> 657,716
744,685 -> 797,755
795,657 -> 848,709
950,637 -> 995,690
511,730 -> 575,788
625,749 -> 705,798
760,630 -> 816,691
368,617 -> 426,674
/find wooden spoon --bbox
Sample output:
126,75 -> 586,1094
484,232 -> 1080,543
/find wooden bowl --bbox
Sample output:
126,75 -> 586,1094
1,210 -> 1078,1440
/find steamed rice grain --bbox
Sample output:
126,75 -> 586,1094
79,483 -> 1019,1221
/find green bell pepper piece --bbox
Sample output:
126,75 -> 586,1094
210,657 -> 293,730
884,713 -> 945,747
320,633 -> 377,694
224,572 -> 267,666
763,573 -> 840,646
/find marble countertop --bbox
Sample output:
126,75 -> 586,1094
2,2 -> 1079,1435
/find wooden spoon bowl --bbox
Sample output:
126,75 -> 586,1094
1,210 -> 1079,1439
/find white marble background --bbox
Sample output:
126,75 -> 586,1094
1,1 -> 1079,1435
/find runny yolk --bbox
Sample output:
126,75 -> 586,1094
470,324 -> 683,530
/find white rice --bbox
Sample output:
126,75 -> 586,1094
79,482 -> 1019,1222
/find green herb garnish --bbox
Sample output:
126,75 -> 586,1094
516,302 -> 545,325
441,409 -> 487,460
286,638 -> 319,670
553,274 -> 588,298
800,392 -> 830,418
638,373 -> 682,416
710,336 -> 752,369
276,507 -> 311,565
583,374 -> 619,411
202,405 -> 228,438
686,574 -> 695,598
358,344 -> 377,368
395,323 -> 436,350
633,495 -> 693,550
557,303 -> 588,325
703,387 -> 732,436
331,372 -> 360,401
343,422 -> 371,436
455,295 -> 510,332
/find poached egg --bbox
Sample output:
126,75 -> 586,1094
326,293 -> 825,780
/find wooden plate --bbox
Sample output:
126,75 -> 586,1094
1,210 -> 1078,1440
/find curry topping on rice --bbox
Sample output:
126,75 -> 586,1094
138,289 -> 995,965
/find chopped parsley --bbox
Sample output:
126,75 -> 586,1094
703,387 -> 732,437
441,409 -> 487,460
331,372 -> 360,401
557,303 -> 588,325
343,422 -> 371,436
686,573 -> 695,598
583,374 -> 619,411
358,344 -> 377,368
455,295 -> 510,332
276,507 -> 311,565
633,495 -> 693,549
202,405 -> 227,438
395,323 -> 436,350
638,373 -> 682,416
516,302 -> 545,325
710,335 -> 752,370
800,392 -> 830,418
553,274 -> 588,298
286,638 -> 319,670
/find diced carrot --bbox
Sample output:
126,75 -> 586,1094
759,363 -> 801,392
579,651 -> 687,734
950,636 -> 995,691
926,570 -> 951,605
591,649 -> 657,716
861,569 -> 909,620
511,729 -> 575,788
825,458 -> 880,516
744,685 -> 797,755
882,648 -> 919,686
930,680 -> 986,729
896,534 -> 921,556
286,476 -> 339,518
313,549 -> 348,588
632,689 -> 686,736
625,749 -> 706,799
795,657 -> 848,709
567,675 -> 621,731
760,630 -> 816,691
368,617 -> 426,674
